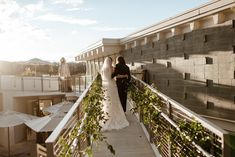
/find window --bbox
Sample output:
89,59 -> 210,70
184,73 -> 190,80
183,53 -> 189,60
206,79 -> 213,87
206,57 -> 213,64
206,101 -> 214,109
166,62 -> 171,68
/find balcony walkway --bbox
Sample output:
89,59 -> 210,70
93,103 -> 157,157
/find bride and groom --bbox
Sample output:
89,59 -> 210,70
100,56 -> 131,131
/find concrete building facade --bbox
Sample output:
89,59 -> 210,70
76,0 -> 235,132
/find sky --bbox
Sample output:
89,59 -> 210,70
0,0 -> 209,62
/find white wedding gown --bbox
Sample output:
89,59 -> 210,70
100,59 -> 129,131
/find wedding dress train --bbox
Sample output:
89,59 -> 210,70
100,57 -> 129,131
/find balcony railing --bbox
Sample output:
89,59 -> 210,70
0,75 -> 93,94
0,75 -> 60,92
45,75 -> 97,157
129,75 -> 233,157
73,75 -> 93,94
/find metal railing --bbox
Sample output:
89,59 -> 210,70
130,75 -> 233,157
73,75 -> 93,94
0,75 -> 59,92
37,144 -> 47,157
0,75 -> 93,94
45,75 -> 96,157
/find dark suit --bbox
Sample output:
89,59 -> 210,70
112,63 -> 131,112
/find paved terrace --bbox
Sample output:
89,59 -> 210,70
93,103 -> 157,157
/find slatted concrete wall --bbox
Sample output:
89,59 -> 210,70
121,24 -> 235,121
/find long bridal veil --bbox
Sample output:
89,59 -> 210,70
100,57 -> 129,131
101,57 -> 113,81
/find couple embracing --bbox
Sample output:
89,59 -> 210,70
100,56 -> 130,131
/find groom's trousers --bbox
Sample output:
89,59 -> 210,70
117,82 -> 127,112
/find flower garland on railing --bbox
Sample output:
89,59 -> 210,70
129,83 -> 161,127
128,80 -> 218,157
59,74 -> 115,157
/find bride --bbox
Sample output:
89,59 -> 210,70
100,57 -> 129,131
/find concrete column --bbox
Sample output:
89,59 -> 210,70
85,60 -> 88,75
133,40 -> 139,47
86,61 -> 89,75
92,59 -> 95,75
88,60 -> 92,76
86,61 -> 92,75
90,60 -> 93,76
156,32 -> 166,41
97,58 -> 99,71
82,53 -> 85,59
97,58 -> 101,71
144,37 -> 149,45
94,59 -> 98,75
213,13 -> 225,24
171,27 -> 181,36
190,21 -> 200,31
90,60 -> 93,75
125,43 -> 129,50
143,36 -> 153,45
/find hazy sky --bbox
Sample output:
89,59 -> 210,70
0,0 -> 209,62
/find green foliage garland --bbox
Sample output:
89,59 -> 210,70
59,74 -> 115,157
128,80 -> 218,157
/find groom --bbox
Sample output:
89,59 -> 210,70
112,56 -> 131,112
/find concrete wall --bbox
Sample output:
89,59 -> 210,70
121,24 -> 235,121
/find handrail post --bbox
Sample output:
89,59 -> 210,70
139,106 -> 143,123
149,117 -> 154,143
79,76 -> 81,93
167,101 -> 172,119
21,77 -> 24,91
58,77 -> 61,92
76,106 -> 81,153
41,76 -> 44,92
49,78 -> 51,89
84,76 -> 87,89
168,130 -> 172,157
72,76 -> 75,92
46,142 -> 55,157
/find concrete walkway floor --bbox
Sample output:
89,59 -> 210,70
93,104 -> 156,157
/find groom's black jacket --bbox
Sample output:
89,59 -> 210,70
112,63 -> 130,112
111,63 -> 131,84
